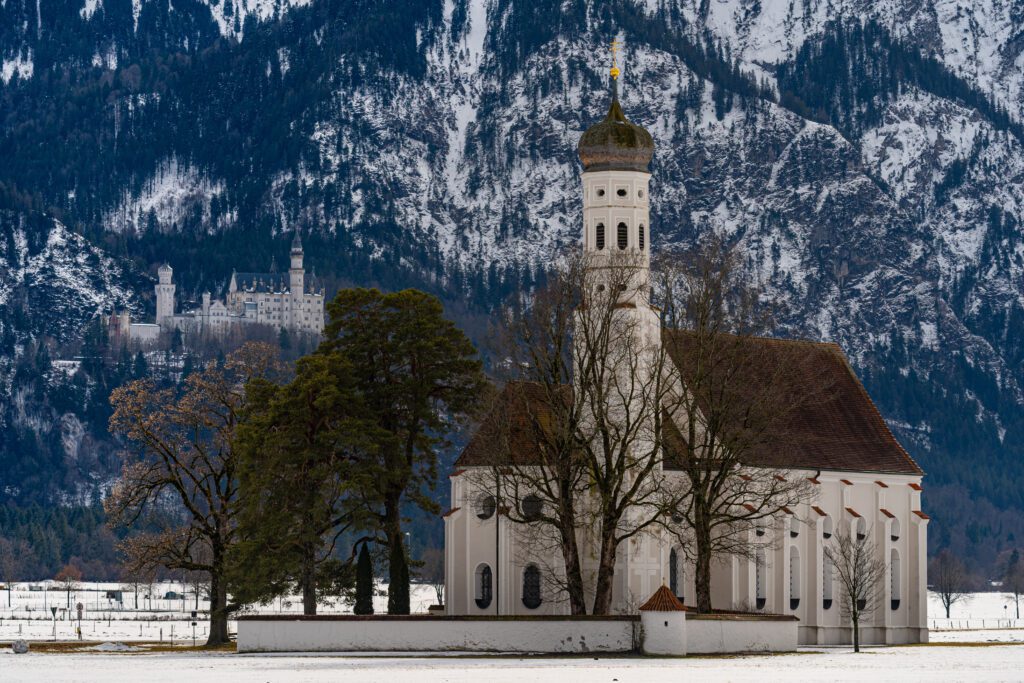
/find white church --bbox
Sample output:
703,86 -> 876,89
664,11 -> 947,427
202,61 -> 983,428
109,234 -> 325,344
443,71 -> 929,647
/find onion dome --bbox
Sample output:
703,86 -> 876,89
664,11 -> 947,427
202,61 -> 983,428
577,80 -> 654,173
158,263 -> 172,273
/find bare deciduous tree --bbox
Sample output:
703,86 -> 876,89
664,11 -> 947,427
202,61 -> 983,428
998,548 -> 1024,619
826,527 -> 887,652
54,563 -> 82,610
477,250 -> 686,615
657,240 -> 826,612
105,342 -> 282,646
930,549 -> 971,618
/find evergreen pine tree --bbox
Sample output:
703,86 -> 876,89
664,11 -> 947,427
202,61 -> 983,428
354,543 -> 374,615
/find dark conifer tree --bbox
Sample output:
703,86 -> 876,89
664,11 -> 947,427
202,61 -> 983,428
354,542 -> 374,615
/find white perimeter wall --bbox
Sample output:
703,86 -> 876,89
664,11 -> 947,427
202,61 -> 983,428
238,616 -> 798,655
687,617 -> 798,654
238,618 -> 636,653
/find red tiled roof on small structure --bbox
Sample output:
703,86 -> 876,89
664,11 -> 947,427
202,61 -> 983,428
639,585 -> 687,611
913,510 -> 930,520
880,508 -> 895,518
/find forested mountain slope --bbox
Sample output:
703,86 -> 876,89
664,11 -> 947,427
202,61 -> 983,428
1,0 -> 1022,577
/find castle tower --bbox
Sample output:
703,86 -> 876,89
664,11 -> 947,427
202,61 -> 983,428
156,263 -> 176,325
289,233 -> 304,295
576,48 -> 654,300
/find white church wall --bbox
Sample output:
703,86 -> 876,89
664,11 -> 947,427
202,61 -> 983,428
686,614 -> 799,654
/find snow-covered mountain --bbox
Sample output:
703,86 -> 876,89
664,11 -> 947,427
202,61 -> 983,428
1,0 -> 1022,573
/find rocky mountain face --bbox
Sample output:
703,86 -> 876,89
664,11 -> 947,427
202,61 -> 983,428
1,0 -> 1022,576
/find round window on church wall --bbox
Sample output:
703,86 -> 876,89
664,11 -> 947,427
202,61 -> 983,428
476,494 -> 496,520
522,494 -> 543,522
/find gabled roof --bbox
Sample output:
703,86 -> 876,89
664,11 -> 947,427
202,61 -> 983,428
456,334 -> 923,476
455,382 -> 570,467
662,332 -> 922,475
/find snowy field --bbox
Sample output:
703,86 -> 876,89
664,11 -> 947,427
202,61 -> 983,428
2,583 -> 1024,681
0,581 -> 439,643
3,645 -> 1024,682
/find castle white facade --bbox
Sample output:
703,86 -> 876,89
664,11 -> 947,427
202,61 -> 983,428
110,234 -> 325,345
444,78 -> 929,647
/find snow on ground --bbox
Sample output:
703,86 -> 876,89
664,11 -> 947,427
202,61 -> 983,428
3,645 -> 1024,682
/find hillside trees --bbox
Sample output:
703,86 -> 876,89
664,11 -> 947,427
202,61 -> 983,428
105,342 -> 282,646
320,288 -> 487,614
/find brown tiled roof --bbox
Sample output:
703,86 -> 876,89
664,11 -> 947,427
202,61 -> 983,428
456,334 -> 923,476
913,510 -> 930,520
875,480 -> 889,488
880,508 -> 895,518
845,507 -> 862,518
663,332 -> 923,475
841,479 -> 854,485
639,585 -> 687,612
909,483 -> 923,491
441,507 -> 460,518
455,382 -> 571,467
811,505 -> 828,517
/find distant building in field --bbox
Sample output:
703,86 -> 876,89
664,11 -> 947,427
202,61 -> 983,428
109,234 -> 325,344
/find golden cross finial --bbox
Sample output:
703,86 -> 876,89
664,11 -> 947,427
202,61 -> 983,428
610,39 -> 621,80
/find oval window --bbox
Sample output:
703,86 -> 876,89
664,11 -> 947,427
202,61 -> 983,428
638,189 -> 645,198
596,188 -> 606,197
522,494 -> 543,522
616,188 -> 627,197
476,494 -> 496,520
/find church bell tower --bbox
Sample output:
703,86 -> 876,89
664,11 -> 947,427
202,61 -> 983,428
577,41 -> 655,301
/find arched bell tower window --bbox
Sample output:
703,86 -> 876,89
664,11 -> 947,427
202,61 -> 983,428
475,564 -> 492,609
639,224 -> 645,251
596,223 -> 605,251
891,518 -> 901,542
617,222 -> 628,250
522,565 -> 542,609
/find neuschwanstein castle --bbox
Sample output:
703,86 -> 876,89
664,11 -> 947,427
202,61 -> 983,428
109,234 -> 325,345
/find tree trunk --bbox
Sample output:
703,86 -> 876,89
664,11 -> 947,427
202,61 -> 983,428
558,503 -> 587,615
945,600 -> 951,618
301,551 -> 317,616
694,518 -> 714,613
853,612 -> 860,653
205,547 -> 230,647
385,500 -> 410,615
591,522 -> 619,615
